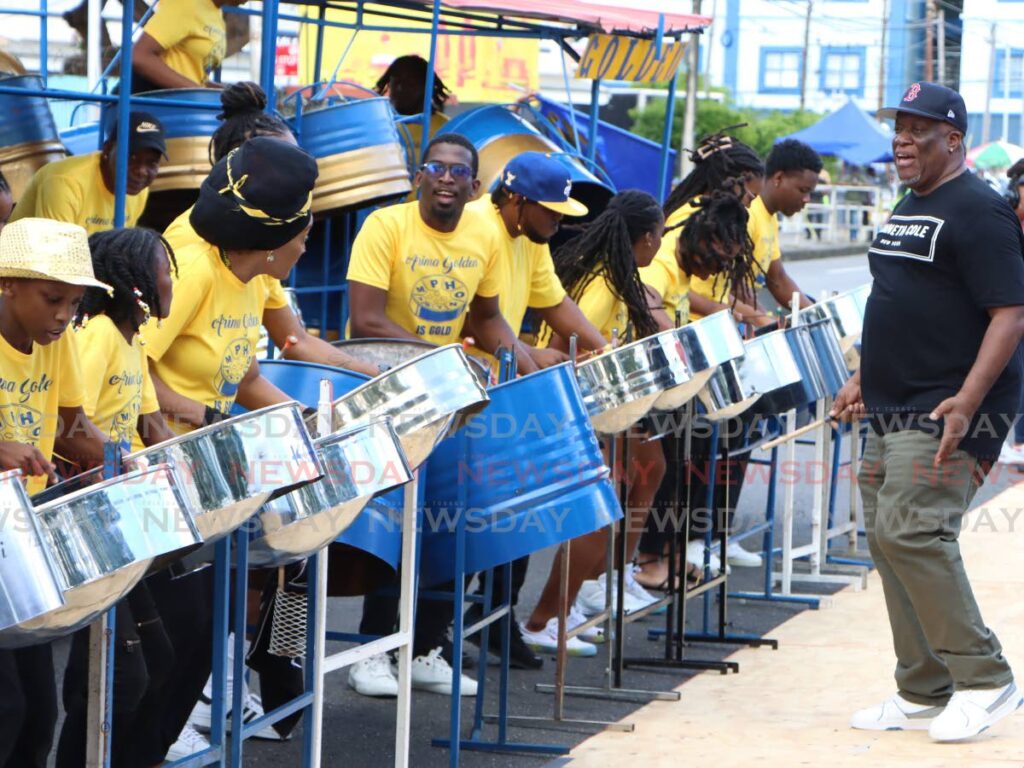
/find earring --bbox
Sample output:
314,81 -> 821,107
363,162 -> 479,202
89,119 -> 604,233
132,286 -> 151,324
267,251 -> 276,263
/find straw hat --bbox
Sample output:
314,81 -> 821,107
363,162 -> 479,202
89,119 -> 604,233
0,219 -> 113,291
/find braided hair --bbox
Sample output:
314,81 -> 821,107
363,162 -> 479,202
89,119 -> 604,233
664,128 -> 764,219
208,81 -> 294,165
76,228 -> 178,334
673,190 -> 758,303
552,189 -> 661,340
375,54 -> 451,115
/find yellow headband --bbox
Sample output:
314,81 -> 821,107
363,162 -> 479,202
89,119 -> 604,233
219,148 -> 312,226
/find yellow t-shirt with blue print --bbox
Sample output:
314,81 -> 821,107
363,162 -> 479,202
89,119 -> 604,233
141,238 -> 268,433
346,201 -> 502,346
640,203 -> 696,325
143,0 -> 226,86
10,153 -> 149,235
163,207 -> 288,312
74,315 -> 159,447
689,195 -> 781,319
0,331 -> 85,495
539,272 -> 625,347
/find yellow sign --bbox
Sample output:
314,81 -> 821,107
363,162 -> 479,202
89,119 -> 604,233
577,33 -> 687,83
299,9 -> 538,104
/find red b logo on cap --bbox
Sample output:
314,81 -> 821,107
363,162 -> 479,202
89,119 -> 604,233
904,83 -> 921,102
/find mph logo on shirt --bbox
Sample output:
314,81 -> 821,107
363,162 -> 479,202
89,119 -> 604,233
868,215 -> 945,263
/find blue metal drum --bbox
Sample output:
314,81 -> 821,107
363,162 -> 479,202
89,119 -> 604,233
0,75 -> 66,200
435,104 -> 615,217
289,95 -> 412,216
419,362 -> 622,586
257,359 -> 370,410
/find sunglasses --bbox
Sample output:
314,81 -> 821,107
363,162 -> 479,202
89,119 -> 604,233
419,161 -> 474,180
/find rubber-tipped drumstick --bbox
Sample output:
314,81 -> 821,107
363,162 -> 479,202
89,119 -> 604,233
759,417 -> 826,451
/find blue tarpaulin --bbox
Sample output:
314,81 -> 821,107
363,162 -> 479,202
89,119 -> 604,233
780,100 -> 893,166
530,94 -> 676,200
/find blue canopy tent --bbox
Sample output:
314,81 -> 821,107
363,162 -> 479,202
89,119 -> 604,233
779,100 -> 893,165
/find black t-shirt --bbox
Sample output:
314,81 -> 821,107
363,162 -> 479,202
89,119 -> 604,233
862,170 -> 1024,460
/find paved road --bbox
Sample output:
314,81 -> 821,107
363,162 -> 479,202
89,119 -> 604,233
785,252 -> 871,298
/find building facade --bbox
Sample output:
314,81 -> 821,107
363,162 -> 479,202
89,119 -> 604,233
959,0 -> 1024,147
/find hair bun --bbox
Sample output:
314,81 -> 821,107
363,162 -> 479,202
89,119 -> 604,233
218,82 -> 268,121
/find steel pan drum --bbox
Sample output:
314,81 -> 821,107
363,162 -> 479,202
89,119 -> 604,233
576,329 -> 690,435
803,318 -> 849,397
420,362 -> 621,585
654,311 -> 745,411
435,105 -> 614,216
331,338 -> 491,385
0,75 -> 67,200
802,283 -> 871,357
0,470 -> 66,637
290,96 -> 411,215
1,464 -> 200,647
328,343 -> 490,469
247,420 -> 411,568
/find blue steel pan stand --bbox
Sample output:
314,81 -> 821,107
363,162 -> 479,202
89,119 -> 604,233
431,348 -> 566,762
824,418 -> 873,568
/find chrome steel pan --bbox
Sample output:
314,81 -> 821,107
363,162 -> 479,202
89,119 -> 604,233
654,310 -> 745,411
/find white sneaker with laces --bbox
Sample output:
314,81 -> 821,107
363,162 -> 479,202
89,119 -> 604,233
998,441 -> 1024,465
166,723 -> 210,761
568,605 -> 606,644
519,617 -> 598,657
623,565 -> 660,609
726,540 -> 763,568
348,653 -> 399,698
687,540 -> 724,574
190,689 -> 287,741
850,693 -> 945,731
574,572 -> 646,618
404,647 -> 478,696
928,682 -> 1023,742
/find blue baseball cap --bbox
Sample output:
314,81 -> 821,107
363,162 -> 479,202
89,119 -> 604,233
877,81 -> 967,134
498,152 -> 589,217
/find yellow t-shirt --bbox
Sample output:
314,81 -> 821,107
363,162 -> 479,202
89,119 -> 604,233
539,272 -> 625,347
690,195 -> 780,318
141,237 -> 269,432
143,0 -> 226,86
0,331 -> 85,495
163,207 -> 288,311
10,153 -> 149,234
346,200 -> 502,346
74,315 -> 159,447
639,203 -> 695,325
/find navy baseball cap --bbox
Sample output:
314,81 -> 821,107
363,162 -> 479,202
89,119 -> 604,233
498,152 -> 588,217
877,81 -> 967,134
105,111 -> 168,157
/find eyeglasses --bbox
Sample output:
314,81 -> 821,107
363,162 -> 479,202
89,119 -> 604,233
419,161 -> 474,180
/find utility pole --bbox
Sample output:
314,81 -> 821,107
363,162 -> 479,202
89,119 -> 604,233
983,23 -> 996,144
799,0 -> 812,110
878,0 -> 888,110
936,2 -> 945,86
924,0 -> 935,81
681,0 -> 701,178
703,0 -> 717,100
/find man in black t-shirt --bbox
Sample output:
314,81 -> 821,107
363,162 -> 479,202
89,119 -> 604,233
831,82 -> 1024,742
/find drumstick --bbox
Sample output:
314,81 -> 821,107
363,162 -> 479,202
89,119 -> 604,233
759,418 -> 827,451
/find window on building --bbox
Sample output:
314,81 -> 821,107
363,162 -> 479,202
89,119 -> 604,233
820,47 -> 866,96
994,49 -> 1024,99
759,47 -> 803,94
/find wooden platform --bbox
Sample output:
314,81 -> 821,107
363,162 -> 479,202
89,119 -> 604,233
560,486 -> 1024,767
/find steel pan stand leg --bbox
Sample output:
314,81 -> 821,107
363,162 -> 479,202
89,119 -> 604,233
826,418 -> 872,568
393,471 -> 419,768
305,549 -> 327,768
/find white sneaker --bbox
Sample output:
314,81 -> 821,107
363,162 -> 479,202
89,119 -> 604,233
574,573 -> 646,618
998,441 -> 1024,465
687,540 -> 724,574
726,540 -> 763,568
623,565 -> 660,609
348,653 -> 399,698
190,690 -> 287,741
166,723 -> 210,761
519,616 -> 598,657
568,605 -> 606,644
928,682 -> 1023,742
405,647 -> 478,696
849,693 -> 945,731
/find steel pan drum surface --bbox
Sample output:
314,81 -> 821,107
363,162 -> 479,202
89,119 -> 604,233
0,470 -> 65,636
421,362 -> 621,584
654,311 -> 744,410
2,464 -> 200,646
802,283 -> 871,355
577,330 -> 688,434
803,319 -> 849,397
750,324 -> 827,415
248,420 -> 411,568
329,343 -> 490,469
332,338 -> 491,385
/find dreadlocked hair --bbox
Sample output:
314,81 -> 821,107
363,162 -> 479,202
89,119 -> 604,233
76,228 -> 178,335
664,127 -> 764,219
0,170 -> 9,195
1008,159 -> 1024,180
209,81 -> 293,165
552,189 -> 661,340
375,54 -> 451,115
672,189 -> 758,305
